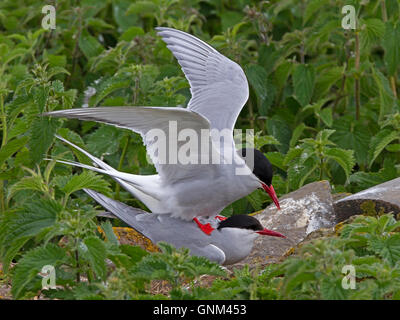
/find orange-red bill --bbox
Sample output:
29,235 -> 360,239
256,228 -> 286,238
262,183 -> 280,210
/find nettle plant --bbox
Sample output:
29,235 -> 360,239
273,214 -> 400,299
284,129 -> 355,191
0,169 -> 226,300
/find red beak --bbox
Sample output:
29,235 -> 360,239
256,228 -> 286,238
262,183 -> 280,210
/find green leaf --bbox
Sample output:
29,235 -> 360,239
127,1 -> 158,16
1,237 -> 30,274
7,175 -> 47,200
317,107 -> 333,127
266,116 -> 292,154
349,161 -> 396,190
119,26 -> 145,42
315,129 -> 336,144
324,147 -> 355,179
101,221 -> 119,246
0,199 -> 60,249
368,234 -> 400,267
292,64 -> 315,106
78,29 -> 104,59
386,143 -> 400,152
284,271 -> 316,294
33,86 -> 49,113
47,66 -> 70,79
62,171 -> 112,196
331,116 -> 371,165
90,77 -> 130,106
244,64 -> 269,102
112,0 -> 140,31
221,12 -> 244,31
320,278 -> 347,300
246,190 -> 263,211
12,244 -> 69,299
80,236 -> 107,280
289,123 -> 307,148
371,67 -> 397,122
274,60 -> 293,91
304,0 -> 329,25
313,66 -> 343,100
360,18 -> 385,51
86,125 -> 122,157
119,244 -> 149,265
87,18 -> 115,30
283,147 -> 303,166
258,44 -> 283,75
382,22 -> 400,76
29,117 -> 61,164
60,89 -> 77,109
0,136 -> 28,167
45,54 -> 67,68
287,156 -> 319,189
254,135 -> 280,149
369,129 -> 399,167
265,151 -> 285,170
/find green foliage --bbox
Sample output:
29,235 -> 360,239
204,214 -> 400,300
293,64 -> 315,107
0,0 -> 400,300
133,242 -> 226,290
11,244 -> 71,299
284,129 -> 355,190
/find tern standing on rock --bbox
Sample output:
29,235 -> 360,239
44,27 -> 281,235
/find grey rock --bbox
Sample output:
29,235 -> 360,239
232,180 -> 336,268
334,177 -> 400,222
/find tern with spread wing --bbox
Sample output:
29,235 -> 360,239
84,188 -> 285,265
43,27 -> 280,235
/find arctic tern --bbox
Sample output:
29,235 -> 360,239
43,27 -> 280,235
84,188 -> 285,265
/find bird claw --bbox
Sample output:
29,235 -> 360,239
215,215 -> 227,221
193,217 -> 214,235
200,223 -> 214,235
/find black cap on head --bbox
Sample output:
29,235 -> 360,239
217,214 -> 263,231
239,148 -> 273,186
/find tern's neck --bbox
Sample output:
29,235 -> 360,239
219,228 -> 258,265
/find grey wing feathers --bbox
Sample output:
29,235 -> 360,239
43,107 -> 209,136
43,107 -> 216,184
84,188 -> 152,236
156,27 -> 249,133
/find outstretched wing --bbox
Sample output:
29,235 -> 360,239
156,27 -> 249,133
44,107 -> 220,184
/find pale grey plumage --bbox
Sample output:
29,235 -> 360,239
85,188 -> 259,265
155,27 -> 249,133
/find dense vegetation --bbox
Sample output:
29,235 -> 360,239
0,0 -> 399,299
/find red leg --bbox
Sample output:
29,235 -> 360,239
193,217 -> 214,235
215,215 -> 227,221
